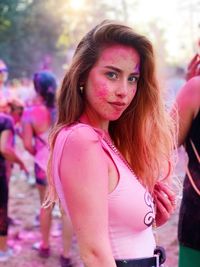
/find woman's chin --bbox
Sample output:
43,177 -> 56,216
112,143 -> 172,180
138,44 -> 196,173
108,114 -> 123,121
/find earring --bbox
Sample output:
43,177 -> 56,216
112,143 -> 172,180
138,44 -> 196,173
80,86 -> 84,94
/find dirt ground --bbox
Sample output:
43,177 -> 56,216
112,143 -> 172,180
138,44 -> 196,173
0,142 -> 188,267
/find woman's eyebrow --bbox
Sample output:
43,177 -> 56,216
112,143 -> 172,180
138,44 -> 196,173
103,65 -> 140,75
104,65 -> 122,73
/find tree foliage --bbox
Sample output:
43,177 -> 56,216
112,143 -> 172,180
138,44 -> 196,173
0,0 -> 67,79
0,0 -> 144,79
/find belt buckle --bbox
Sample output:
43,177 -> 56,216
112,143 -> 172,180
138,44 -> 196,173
154,254 -> 160,267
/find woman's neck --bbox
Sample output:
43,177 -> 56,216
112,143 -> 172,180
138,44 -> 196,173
79,113 -> 109,135
32,95 -> 45,106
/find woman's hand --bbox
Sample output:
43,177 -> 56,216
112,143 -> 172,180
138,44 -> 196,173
153,182 -> 176,227
186,54 -> 200,81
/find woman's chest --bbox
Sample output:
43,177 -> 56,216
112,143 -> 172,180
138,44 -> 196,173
108,159 -> 155,232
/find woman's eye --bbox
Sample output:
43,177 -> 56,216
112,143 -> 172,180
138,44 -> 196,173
106,72 -> 118,80
128,76 -> 139,83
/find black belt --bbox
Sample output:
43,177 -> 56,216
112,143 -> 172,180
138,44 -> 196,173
115,256 -> 160,267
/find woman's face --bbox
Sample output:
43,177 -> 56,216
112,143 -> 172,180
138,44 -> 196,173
83,44 -> 140,128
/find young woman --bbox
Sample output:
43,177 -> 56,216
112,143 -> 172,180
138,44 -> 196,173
0,99 -> 27,262
21,71 -> 57,257
45,20 -> 176,267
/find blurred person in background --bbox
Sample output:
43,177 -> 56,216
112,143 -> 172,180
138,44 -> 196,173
171,56 -> 200,267
0,98 -> 28,262
0,60 -> 21,104
17,77 -> 36,106
45,20 -> 177,267
21,71 -> 73,266
7,98 -> 24,136
0,60 -> 10,100
21,70 -> 57,258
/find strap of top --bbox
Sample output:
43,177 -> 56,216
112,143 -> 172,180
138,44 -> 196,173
186,139 -> 200,196
190,139 -> 200,163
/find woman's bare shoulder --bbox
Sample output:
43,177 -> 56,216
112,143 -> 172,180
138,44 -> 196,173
182,76 -> 200,96
57,123 -> 100,148
176,77 -> 200,110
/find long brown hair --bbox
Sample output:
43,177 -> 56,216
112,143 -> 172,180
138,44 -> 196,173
46,20 -> 176,204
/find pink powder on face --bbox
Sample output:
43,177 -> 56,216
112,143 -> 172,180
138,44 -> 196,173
84,44 -> 140,124
88,72 -> 110,101
95,82 -> 108,98
134,63 -> 140,73
101,45 -> 132,63
100,45 -> 141,76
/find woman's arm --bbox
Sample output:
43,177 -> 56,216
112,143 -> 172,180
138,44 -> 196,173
171,77 -> 200,146
0,129 -> 28,173
21,109 -> 35,155
59,127 -> 116,267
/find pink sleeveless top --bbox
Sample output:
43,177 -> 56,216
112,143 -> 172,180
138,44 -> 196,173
53,123 -> 156,262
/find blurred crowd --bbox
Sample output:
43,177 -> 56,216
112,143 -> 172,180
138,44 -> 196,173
0,59 -> 74,266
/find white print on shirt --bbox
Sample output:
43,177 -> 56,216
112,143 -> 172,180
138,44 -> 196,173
143,191 -> 155,226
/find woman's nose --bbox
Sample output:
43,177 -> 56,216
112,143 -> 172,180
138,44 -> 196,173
115,80 -> 128,97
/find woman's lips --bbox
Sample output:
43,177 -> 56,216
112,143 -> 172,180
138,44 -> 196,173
109,101 -> 126,110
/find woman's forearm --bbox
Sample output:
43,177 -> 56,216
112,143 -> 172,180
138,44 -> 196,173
2,146 -> 24,166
